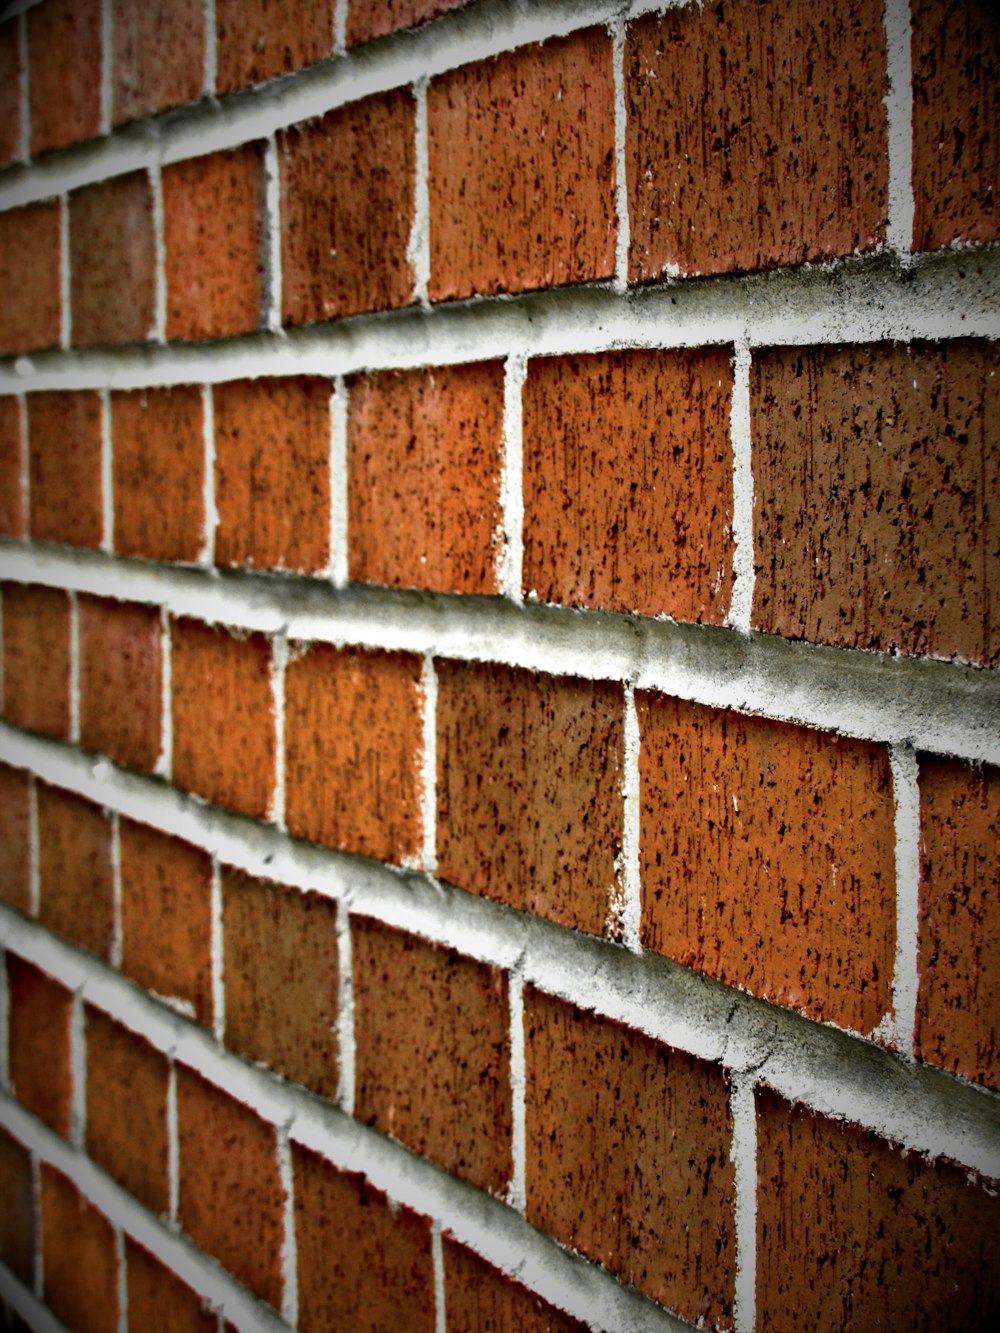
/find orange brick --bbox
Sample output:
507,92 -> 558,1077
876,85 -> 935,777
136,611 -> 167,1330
0,764 -> 31,915
442,1238 -> 589,1333
27,391 -> 103,548
70,173 -> 156,348
1,583 -> 71,739
40,1166 -> 118,1333
347,362 -> 504,595
214,375 -> 332,573
0,1127 -> 34,1287
525,989 -> 736,1326
37,783 -> 114,962
353,917 -> 512,1193
78,596 -> 163,772
284,643 -> 423,863
27,0 -> 101,155
436,661 -> 624,937
7,955 -> 73,1137
112,0 -> 205,126
428,29 -> 615,302
215,0 -> 335,94
0,396 -> 24,538
126,1238 -> 217,1333
523,347 -> 734,619
346,0 -> 466,46
0,23 -> 21,169
0,201 -> 61,357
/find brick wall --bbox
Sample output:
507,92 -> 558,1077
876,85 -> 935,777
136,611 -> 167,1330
0,1 -> 997,1330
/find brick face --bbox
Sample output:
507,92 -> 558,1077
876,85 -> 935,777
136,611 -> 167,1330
346,0 -> 466,46
0,396 -> 24,538
27,391 -> 104,548
125,1238 -> 218,1333
112,0 -> 205,126
27,0 -> 101,155
0,24 -> 20,169
37,783 -> 114,962
78,596 -> 163,772
0,201 -> 62,357
70,173 -> 156,348
0,1127 -> 34,1287
215,0 -> 336,94
442,1239 -> 589,1333
40,1166 -> 119,1333
0,764 -> 31,914
7,955 -> 74,1137
1,583 -> 71,739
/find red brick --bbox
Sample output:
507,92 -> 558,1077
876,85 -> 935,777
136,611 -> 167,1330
347,362 -> 504,595
284,643 -> 422,863
523,347 -> 734,619
428,29 -> 615,302
78,596 -> 163,772
436,661 -> 624,937
279,89 -> 415,327
0,764 -> 31,914
112,0 -> 204,126
0,396 -> 24,538
215,0 -> 335,94
916,756 -> 1000,1091
353,917 -> 512,1194
176,1067 -> 284,1309
756,1087 -> 1000,1331
639,696 -> 897,1037
125,1238 -> 217,1333
27,0 -> 101,155
37,783 -> 114,961
70,173 -> 156,348
0,201 -> 61,357
40,1167 -> 118,1333
214,375 -> 331,573
163,145 -> 266,342
626,0 -> 886,282
0,1127 -> 33,1287
111,386 -> 205,564
119,818 -> 213,1026
293,1142 -> 435,1332
442,1238 -> 589,1333
525,989 -> 736,1327
222,867 -> 339,1099
1,583 -> 71,738
346,0 -> 466,46
27,390 -> 103,548
911,0 -> 1000,251
751,340 -> 1000,666
0,22 -> 21,169
7,955 -> 73,1137
171,617 -> 276,818
85,1007 -> 170,1214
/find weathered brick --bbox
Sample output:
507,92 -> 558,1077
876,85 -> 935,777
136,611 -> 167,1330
215,0 -> 335,94
0,201 -> 61,357
279,89 -> 415,326
41,1168 -> 118,1333
176,1067 -> 284,1309
0,397 -> 24,538
112,0 -> 204,126
125,1238 -> 217,1333
428,29 -> 615,301
639,695 -> 897,1037
27,391 -> 103,548
1,583 -> 71,738
436,661 -> 624,936
37,783 -> 114,961
626,0 -> 886,282
442,1238 -> 589,1333
0,1127 -> 33,1287
85,1007 -> 170,1215
284,643 -> 422,863
751,340 -> 1000,666
293,1143 -> 435,1332
27,0 -> 101,155
70,173 -> 156,347
0,23 -> 21,169
347,362 -> 504,595
525,989 -> 736,1326
353,917 -> 512,1193
911,0 -> 1000,251
756,1087 -> 1000,1331
111,386 -> 205,564
523,347 -> 734,619
214,375 -> 331,573
163,145 -> 266,342
346,0 -> 466,46
0,764 -> 31,914
78,596 -> 163,772
7,955 -> 73,1137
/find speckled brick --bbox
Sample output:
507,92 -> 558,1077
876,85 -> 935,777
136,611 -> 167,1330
284,643 -> 423,863
347,362 -> 504,595
353,916 -> 512,1193
751,340 -> 1000,666
37,782 -> 114,961
279,89 -> 415,326
428,28 -> 615,302
442,1238 -> 589,1332
293,1143 -> 435,1333
215,0 -> 335,94
639,695 -> 897,1038
112,0 -> 204,126
27,391 -> 103,547
916,755 -> 1000,1091
214,375 -> 331,573
28,0 -> 101,155
0,397 -> 24,537
346,0 -> 466,46
523,347 -> 734,619
756,1087 -> 1000,1330
0,24 -> 21,169
0,764 -> 30,914
626,0 -> 886,282
85,1007 -> 170,1215
41,1167 -> 118,1333
120,818 -> 213,1026
0,1128 -> 33,1286
1,583 -> 70,738
525,989 -> 736,1327
163,145 -> 266,342
436,661 -> 624,937
70,172 -> 156,347
78,596 -> 163,772
7,955 -> 73,1137
911,0 -> 999,251
0,201 -> 61,356
171,617 -> 276,818
111,387 -> 205,563
176,1067 -> 284,1310
126,1238 -> 217,1333
223,867 -> 339,1099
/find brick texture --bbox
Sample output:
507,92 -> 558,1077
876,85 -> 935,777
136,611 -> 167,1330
752,340 -> 1000,666
40,1166 -> 118,1333
7,955 -> 73,1137
70,173 -> 156,347
27,0 -> 101,155
353,917 -> 512,1193
215,0 -> 335,94
436,661 -> 624,936
0,23 -> 20,169
525,989 -> 736,1327
523,347 -> 734,618
0,201 -> 61,357
428,29 -> 615,301
27,390 -> 103,548
78,596 -> 163,772
1,583 -> 71,739
347,362 -> 505,595
37,783 -> 114,961
125,1238 -> 218,1333
0,764 -> 31,914
346,0 -> 466,45
442,1239 -> 589,1333
0,1127 -> 33,1287
112,0 -> 205,126
0,396 -> 24,538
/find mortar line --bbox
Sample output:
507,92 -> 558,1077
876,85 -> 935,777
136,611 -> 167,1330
17,12 -> 29,164
17,393 -> 29,542
884,0 -> 915,257
68,589 -> 80,744
611,12 -> 630,293
507,961 -> 526,1214
167,1056 -> 180,1226
333,0 -> 347,55
110,811 -> 122,970
269,631 -> 288,831
420,651 -> 438,875
115,1223 -> 127,1333
27,773 -> 39,918
731,1073 -> 758,1333
0,946 -> 8,1091
210,856 -> 224,1044
31,1151 -> 43,1298
890,741 -> 921,1058
432,1220 -> 446,1333
59,194 -> 71,350
156,606 -> 173,782
727,338 -> 754,633
100,388 -> 113,552
407,76 -> 430,308
100,0 -> 113,135
202,0 -> 217,98
264,135 -> 283,333
620,681 -> 642,951
150,166 -> 167,343
200,384 -> 216,566
500,352 -> 526,600
335,899 -> 355,1117
278,1122 -> 298,1327
329,376 -> 349,586
70,988 -> 86,1150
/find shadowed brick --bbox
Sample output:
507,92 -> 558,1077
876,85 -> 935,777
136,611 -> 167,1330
27,391 -> 103,548
112,0 -> 205,126
126,1238 -> 218,1333
215,0 -> 335,94
0,201 -> 61,357
78,596 -> 163,772
41,1166 -> 118,1333
443,1239 -> 590,1332
0,397 -> 23,537
0,764 -> 31,914
1,583 -> 71,739
37,783 -> 114,961
0,1128 -> 33,1286
7,955 -> 73,1137
70,173 -> 156,347
28,0 -> 101,155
